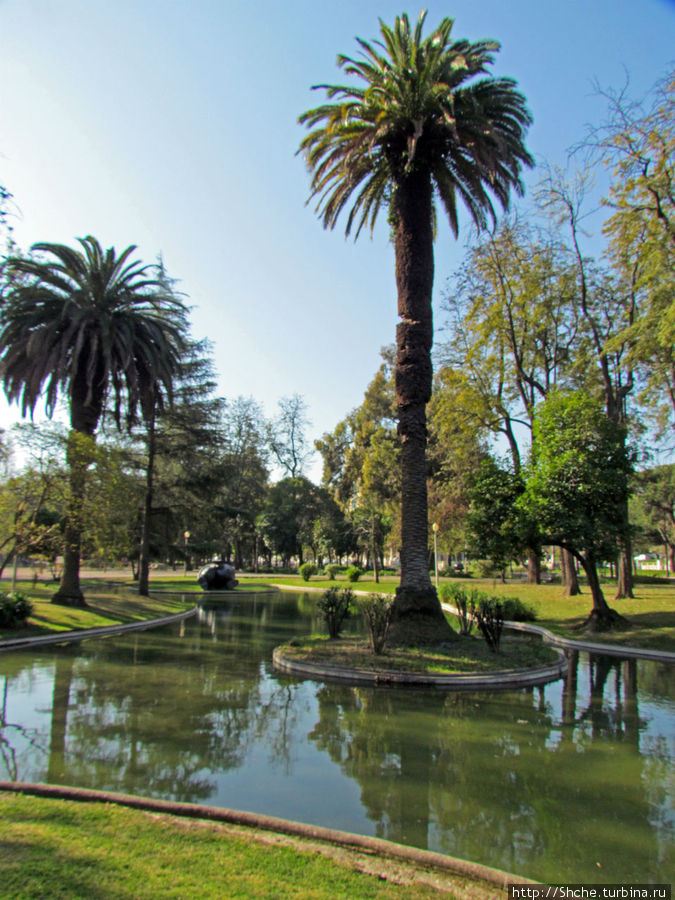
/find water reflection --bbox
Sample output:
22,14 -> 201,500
0,591 -> 672,884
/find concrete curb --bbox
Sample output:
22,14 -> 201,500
0,781 -> 539,889
273,644 -> 569,689
498,618 -> 675,664
0,606 -> 198,653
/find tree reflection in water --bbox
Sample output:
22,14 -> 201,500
0,591 -> 672,885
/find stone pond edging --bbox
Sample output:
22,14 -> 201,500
272,644 -> 569,689
496,617 -> 675,664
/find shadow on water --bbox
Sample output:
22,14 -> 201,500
0,589 -> 672,884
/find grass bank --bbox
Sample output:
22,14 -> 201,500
0,580 -> 189,642
0,792 -> 500,899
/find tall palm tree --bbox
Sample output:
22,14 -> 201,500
0,236 -> 187,605
299,11 -> 533,641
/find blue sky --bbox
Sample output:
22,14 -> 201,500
1,0 -> 674,481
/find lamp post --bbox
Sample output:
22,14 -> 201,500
183,531 -> 190,576
432,522 -> 439,589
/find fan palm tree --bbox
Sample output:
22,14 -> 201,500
0,236 -> 187,605
299,11 -> 533,641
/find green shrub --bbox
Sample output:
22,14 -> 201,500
345,566 -> 362,582
299,563 -> 317,582
0,592 -> 34,628
439,583 -> 477,634
359,593 -> 393,654
500,596 -> 537,622
474,559 -> 501,578
317,587 -> 354,639
323,564 -> 339,580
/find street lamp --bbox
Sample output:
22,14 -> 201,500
432,522 -> 439,589
183,531 -> 190,576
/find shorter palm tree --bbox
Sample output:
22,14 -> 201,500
0,236 -> 187,605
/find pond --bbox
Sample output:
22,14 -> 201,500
0,589 -> 673,885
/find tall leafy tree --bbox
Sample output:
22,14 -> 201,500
316,352 -> 399,574
438,218 -> 581,584
633,464 -> 675,574
521,390 -> 634,631
267,394 -> 313,479
592,70 -> 675,437
0,236 -> 187,605
299,11 -> 533,641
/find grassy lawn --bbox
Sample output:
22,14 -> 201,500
1,571 -> 672,653
0,579 -> 189,642
280,633 -> 559,674
0,792 -> 499,900
242,574 -> 675,653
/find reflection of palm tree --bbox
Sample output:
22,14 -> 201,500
0,237 -> 187,605
47,653 -> 74,784
299,12 -> 532,638
309,685 -> 444,848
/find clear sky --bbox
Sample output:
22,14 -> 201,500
1,0 -> 674,482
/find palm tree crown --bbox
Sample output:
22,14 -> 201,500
0,235 -> 187,434
299,10 -> 533,238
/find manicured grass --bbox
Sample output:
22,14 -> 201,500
0,579 -> 189,642
0,792 -> 490,899
472,580 -> 675,653
280,633 -> 559,674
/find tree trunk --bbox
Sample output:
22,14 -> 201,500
138,409 -> 156,597
371,516 -> 379,584
615,529 -> 634,598
52,428 -> 92,606
389,170 -> 454,644
579,551 -> 626,632
526,551 -> 541,584
561,548 -> 581,596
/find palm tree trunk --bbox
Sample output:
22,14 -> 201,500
389,171 -> 453,643
52,428 -> 91,607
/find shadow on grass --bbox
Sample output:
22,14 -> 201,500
2,837 -> 128,900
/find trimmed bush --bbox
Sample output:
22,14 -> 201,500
359,593 -> 393,654
299,563 -> 317,582
0,592 -> 34,628
345,566 -> 362,582
323,564 -> 339,581
317,587 -> 354,639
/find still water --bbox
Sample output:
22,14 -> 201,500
0,590 -> 673,884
